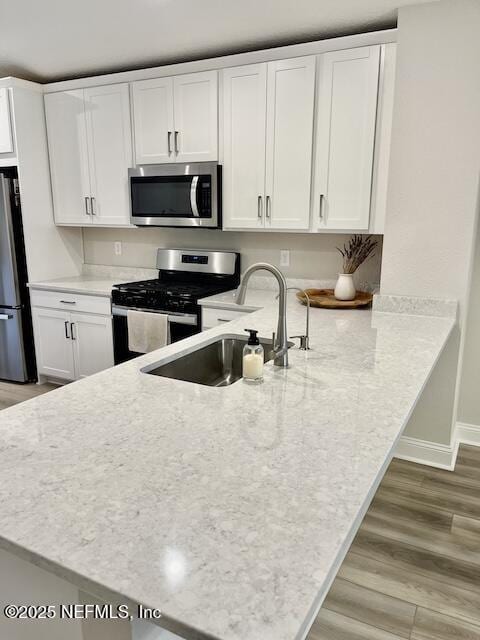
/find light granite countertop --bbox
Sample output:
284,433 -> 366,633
28,275 -> 127,297
28,265 -> 159,298
0,293 -> 455,640
199,287 -> 276,312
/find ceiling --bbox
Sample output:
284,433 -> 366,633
0,0 -> 425,83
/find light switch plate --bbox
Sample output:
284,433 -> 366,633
114,241 -> 122,256
280,250 -> 290,267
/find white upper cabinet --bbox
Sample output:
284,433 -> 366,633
222,64 -> 267,230
313,46 -> 380,231
84,84 -> 132,226
173,71 -> 218,162
45,83 -> 132,227
265,57 -> 315,230
0,88 -> 14,154
132,77 -> 174,164
45,90 -> 91,224
222,57 -> 315,231
132,70 -> 218,165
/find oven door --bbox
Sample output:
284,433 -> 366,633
129,163 -> 220,228
112,305 -> 199,365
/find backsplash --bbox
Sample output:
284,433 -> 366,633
82,228 -> 383,286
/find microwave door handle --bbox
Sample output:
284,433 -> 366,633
190,176 -> 200,217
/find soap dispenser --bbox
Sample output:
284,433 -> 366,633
243,329 -> 264,383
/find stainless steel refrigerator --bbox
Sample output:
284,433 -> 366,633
0,167 -> 36,382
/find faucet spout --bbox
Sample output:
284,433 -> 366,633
236,263 -> 288,367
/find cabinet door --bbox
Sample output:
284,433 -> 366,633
70,312 -> 114,379
44,90 -> 92,225
173,71 -> 218,162
265,57 -> 315,230
222,64 -> 267,230
0,88 -> 13,154
84,83 -> 133,226
32,308 -> 75,380
313,46 -> 380,230
132,77 -> 175,165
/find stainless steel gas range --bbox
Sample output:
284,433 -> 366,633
111,248 -> 240,364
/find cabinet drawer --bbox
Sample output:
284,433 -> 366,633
30,289 -> 111,316
202,306 -> 252,330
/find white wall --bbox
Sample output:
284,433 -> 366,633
380,0 -> 480,445
458,218 -> 480,427
82,227 -> 383,285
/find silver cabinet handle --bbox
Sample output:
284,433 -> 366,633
85,196 -> 91,216
91,196 -> 96,215
70,322 -> 76,340
167,131 -> 172,154
319,194 -> 325,220
59,300 -> 76,304
174,131 -> 179,154
266,195 -> 271,218
257,195 -> 263,219
0,314 -> 12,320
64,320 -> 70,339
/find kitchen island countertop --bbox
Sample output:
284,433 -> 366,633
0,292 -> 455,640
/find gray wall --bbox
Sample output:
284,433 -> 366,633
82,227 -> 383,285
380,0 -> 480,445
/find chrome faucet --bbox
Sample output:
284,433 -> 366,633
235,263 -> 289,367
285,287 -> 311,350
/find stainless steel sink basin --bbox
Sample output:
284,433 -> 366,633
142,334 -> 292,387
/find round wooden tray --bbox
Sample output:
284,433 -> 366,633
296,288 -> 373,309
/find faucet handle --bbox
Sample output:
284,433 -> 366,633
290,335 -> 309,351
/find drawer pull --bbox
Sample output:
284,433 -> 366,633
217,318 -> 230,323
60,300 -> 76,304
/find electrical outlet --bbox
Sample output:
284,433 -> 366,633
280,250 -> 290,267
114,241 -> 122,256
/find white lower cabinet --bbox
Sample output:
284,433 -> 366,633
70,312 -> 114,379
32,295 -> 114,382
201,306 -> 253,330
32,308 -> 76,380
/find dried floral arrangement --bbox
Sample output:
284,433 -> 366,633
336,235 -> 377,274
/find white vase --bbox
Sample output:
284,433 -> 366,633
334,273 -> 356,301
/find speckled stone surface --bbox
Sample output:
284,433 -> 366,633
198,287 -> 276,312
373,293 -> 458,319
0,293 -> 454,640
28,276 -> 126,297
28,265 -> 159,297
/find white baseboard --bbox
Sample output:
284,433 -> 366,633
394,423 -> 480,470
394,435 -> 459,470
456,421 -> 480,446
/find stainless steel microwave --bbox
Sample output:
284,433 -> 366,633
129,162 -> 221,228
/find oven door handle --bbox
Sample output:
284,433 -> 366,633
112,304 -> 198,326
190,176 -> 200,217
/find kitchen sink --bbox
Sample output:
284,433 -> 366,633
142,334 -> 292,387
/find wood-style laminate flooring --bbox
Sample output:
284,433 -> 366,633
308,446 -> 480,639
1,380 -> 479,638
0,380 -> 58,411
